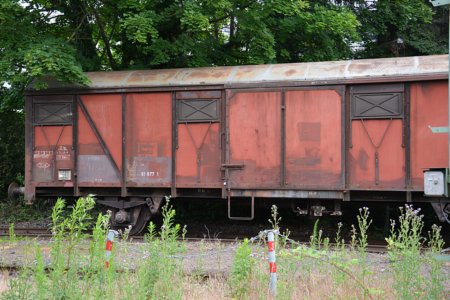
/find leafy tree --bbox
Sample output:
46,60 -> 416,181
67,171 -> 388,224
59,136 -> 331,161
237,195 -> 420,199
333,0 -> 448,57
0,0 -> 88,198
0,110 -> 24,199
0,1 -> 89,110
0,0 -> 448,200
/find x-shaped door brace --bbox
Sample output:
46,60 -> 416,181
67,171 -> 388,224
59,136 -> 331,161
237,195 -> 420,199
181,100 -> 216,119
38,104 -> 71,122
355,94 -> 399,116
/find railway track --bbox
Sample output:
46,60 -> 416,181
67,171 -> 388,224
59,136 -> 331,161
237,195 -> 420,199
0,226 -> 389,253
0,227 -> 52,237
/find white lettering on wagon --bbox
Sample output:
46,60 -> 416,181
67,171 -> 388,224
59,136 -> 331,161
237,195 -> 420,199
140,171 -> 160,177
36,162 -> 50,169
34,150 -> 53,159
33,146 -> 71,161
56,146 -> 70,161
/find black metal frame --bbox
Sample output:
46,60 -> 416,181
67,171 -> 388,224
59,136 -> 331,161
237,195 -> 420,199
72,96 -> 79,196
280,89 -> 286,186
176,99 -> 220,123
405,83 -> 412,201
171,92 -> 177,196
121,94 -> 127,197
33,102 -> 72,125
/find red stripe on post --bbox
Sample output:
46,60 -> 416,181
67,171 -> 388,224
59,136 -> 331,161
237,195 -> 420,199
268,241 -> 275,252
105,261 -> 109,268
106,240 -> 113,251
269,262 -> 277,273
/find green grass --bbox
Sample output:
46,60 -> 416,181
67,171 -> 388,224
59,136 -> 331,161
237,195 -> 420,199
0,198 -> 52,224
1,201 -> 448,300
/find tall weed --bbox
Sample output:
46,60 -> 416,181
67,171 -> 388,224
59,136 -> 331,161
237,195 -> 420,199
230,239 -> 254,299
386,205 -> 425,299
427,224 -> 446,299
137,198 -> 184,300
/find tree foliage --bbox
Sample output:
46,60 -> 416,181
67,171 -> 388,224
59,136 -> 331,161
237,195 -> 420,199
2,1 -> 446,96
335,0 -> 448,58
0,110 -> 24,197
0,0 -> 448,199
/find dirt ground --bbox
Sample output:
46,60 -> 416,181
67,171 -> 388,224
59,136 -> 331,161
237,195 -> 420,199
1,238 -> 449,298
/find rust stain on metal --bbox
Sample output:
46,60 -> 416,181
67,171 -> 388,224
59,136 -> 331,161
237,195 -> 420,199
349,119 -> 405,189
285,90 -> 343,188
229,91 -> 282,188
284,69 -> 296,76
78,55 -> 448,89
176,123 -> 221,186
176,90 -> 221,99
79,94 -> 123,170
127,156 -> 171,183
298,122 -> 321,142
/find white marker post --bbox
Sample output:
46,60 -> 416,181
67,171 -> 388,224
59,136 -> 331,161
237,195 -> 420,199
267,230 -> 277,297
105,230 -> 117,269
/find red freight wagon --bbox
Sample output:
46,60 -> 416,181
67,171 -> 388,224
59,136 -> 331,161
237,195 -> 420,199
18,55 -> 450,234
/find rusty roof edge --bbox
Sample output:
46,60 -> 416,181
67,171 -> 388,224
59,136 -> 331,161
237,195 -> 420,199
85,55 -> 448,88
27,55 -> 449,92
223,72 -> 449,89
24,72 -> 448,96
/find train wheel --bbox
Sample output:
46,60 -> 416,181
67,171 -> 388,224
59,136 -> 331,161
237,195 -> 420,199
129,205 -> 151,235
111,205 -> 151,236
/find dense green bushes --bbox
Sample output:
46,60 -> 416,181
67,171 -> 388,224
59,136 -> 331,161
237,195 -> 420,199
0,110 -> 24,200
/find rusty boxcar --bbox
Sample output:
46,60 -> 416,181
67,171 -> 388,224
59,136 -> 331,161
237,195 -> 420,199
18,55 -> 450,233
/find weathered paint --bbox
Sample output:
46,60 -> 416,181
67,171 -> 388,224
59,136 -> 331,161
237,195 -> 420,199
285,90 -> 343,188
26,55 -> 448,90
176,90 -> 221,99
28,55 -> 447,92
176,123 -> 221,187
410,81 -> 448,189
78,94 -> 122,185
23,55 -> 450,204
33,126 -> 73,182
126,93 -> 172,186
349,119 -> 405,189
228,91 -> 281,188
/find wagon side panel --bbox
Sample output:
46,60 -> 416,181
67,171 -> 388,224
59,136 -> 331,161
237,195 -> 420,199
176,123 -> 221,187
228,91 -> 281,188
175,92 -> 222,188
349,120 -> 405,189
348,84 -> 406,190
78,94 -> 122,186
285,89 -> 343,189
30,96 -> 74,192
410,81 -> 448,190
126,93 -> 172,187
33,126 -> 73,183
